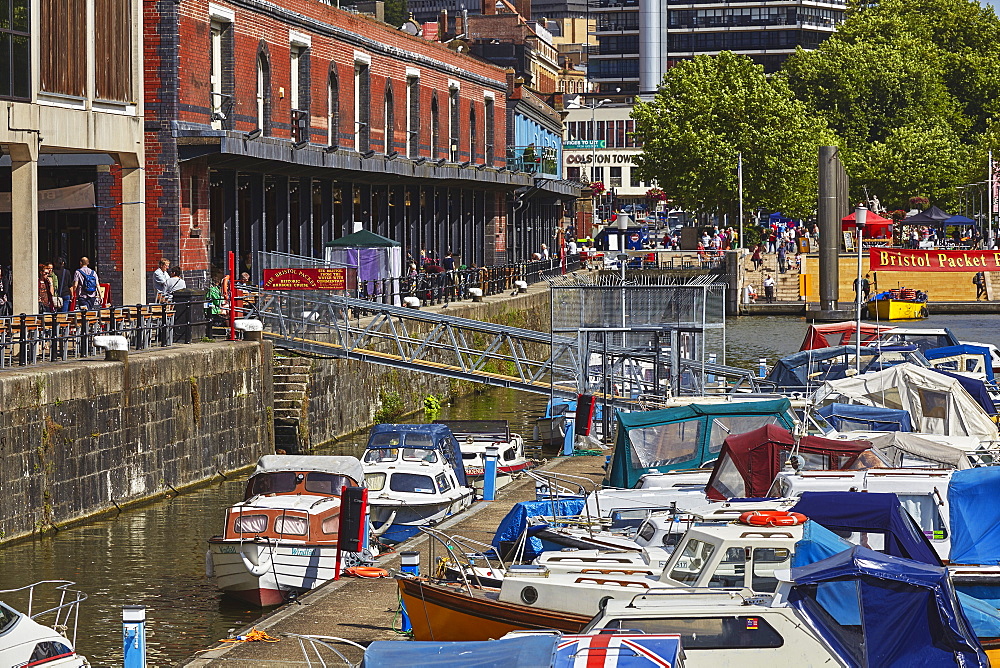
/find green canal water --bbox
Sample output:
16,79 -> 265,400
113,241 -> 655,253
1,314 -> 996,665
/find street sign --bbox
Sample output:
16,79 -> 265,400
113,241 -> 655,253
564,140 -> 606,149
263,267 -> 347,290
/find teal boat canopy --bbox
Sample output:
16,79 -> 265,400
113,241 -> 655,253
607,398 -> 796,488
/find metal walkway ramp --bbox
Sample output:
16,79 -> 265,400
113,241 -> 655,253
253,290 -> 770,403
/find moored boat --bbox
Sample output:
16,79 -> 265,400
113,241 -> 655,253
0,581 -> 88,668
207,455 -> 368,606
434,419 -> 533,489
867,288 -> 928,320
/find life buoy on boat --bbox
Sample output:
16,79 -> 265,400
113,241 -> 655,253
739,510 -> 807,527
345,567 -> 390,578
239,542 -> 274,577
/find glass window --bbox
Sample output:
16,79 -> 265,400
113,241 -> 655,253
668,538 -> 717,585
29,641 -> 74,663
402,448 -> 437,463
898,494 -> 948,540
274,515 -> 308,535
603,616 -> 783,649
630,168 -> 641,188
389,473 -> 436,494
707,546 -> 747,587
709,415 -> 781,454
435,472 -> 452,493
245,472 -> 297,497
863,388 -> 904,411
233,514 -> 268,534
636,521 -> 656,543
321,515 -> 340,534
370,432 -> 404,447
0,603 -> 19,634
364,448 -> 398,463
503,447 -> 517,462
795,581 -> 863,664
305,473 -> 354,495
710,454 -> 746,499
365,472 -> 386,491
918,389 -> 948,419
778,448 -> 830,471
751,547 -> 791,591
629,418 -> 703,468
609,167 -> 622,187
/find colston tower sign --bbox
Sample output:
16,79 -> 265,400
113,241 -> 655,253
870,249 -> 1000,272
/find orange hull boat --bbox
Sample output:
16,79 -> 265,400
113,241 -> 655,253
397,577 -> 590,641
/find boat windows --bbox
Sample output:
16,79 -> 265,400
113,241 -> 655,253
321,515 -> 340,534
304,473 -> 354,495
898,494 -> 948,540
0,602 -> 19,634
793,581 -> 863,664
707,547 -> 747,588
709,416 -> 780,454
28,641 -> 74,664
710,455 -> 746,498
603,615 -> 783,649
917,389 -> 948,420
778,449 -> 830,471
629,419 -> 703,467
370,433 -> 404,447
636,520 -> 656,544
862,388 -> 904,411
245,472 -> 298,497
389,473 -> 436,494
365,472 -> 386,491
402,448 -> 438,463
274,514 -> 309,536
668,538 -> 717,585
364,448 -> 399,463
233,513 -> 269,534
462,453 -> 477,460
435,472 -> 452,493
503,447 -> 517,461
751,547 -> 791,591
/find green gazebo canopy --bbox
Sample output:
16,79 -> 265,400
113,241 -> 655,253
324,230 -> 400,248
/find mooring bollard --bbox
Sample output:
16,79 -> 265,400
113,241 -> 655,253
234,318 -> 263,341
95,335 -> 129,362
562,417 -> 575,456
758,358 -> 767,378
483,445 -> 500,501
399,551 -> 421,633
122,605 -> 147,668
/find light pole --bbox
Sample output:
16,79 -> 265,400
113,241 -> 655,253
590,98 -> 612,229
854,205 -> 868,372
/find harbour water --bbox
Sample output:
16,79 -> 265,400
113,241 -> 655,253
1,313 -> 996,665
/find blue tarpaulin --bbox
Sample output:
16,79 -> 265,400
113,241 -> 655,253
958,592 -> 1000,638
363,635 -> 558,668
926,345 -> 995,382
792,520 -> 855,568
817,403 -> 914,432
766,345 -> 923,392
492,499 -> 586,559
790,492 -> 941,565
789,546 -> 988,668
949,467 -> 1000,565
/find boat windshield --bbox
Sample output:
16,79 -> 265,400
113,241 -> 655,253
369,432 -> 435,448
304,473 -> 355,495
668,538 -> 718,585
245,472 -> 297,497
364,448 -> 437,464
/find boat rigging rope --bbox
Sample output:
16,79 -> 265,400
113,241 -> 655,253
216,628 -> 282,644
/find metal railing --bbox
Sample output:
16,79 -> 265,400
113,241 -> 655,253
0,581 -> 87,647
506,145 -> 559,177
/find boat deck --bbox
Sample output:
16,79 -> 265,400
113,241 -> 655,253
183,453 -> 607,667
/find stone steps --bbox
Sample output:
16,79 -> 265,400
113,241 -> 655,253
271,355 -> 312,454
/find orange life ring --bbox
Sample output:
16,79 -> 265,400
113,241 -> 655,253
345,566 -> 390,578
739,510 -> 807,527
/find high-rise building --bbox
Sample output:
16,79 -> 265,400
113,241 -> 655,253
590,0 -> 845,95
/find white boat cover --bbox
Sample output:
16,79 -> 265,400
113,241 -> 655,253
254,455 -> 365,484
811,364 -> 999,441
843,431 -> 979,469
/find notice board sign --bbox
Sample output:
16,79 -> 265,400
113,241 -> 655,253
870,249 -> 1000,272
263,268 -> 347,290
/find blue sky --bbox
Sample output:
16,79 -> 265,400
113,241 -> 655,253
983,0 -> 1000,13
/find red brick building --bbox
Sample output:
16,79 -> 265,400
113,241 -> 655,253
143,0 -> 578,285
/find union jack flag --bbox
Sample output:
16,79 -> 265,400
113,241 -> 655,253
554,633 -> 682,668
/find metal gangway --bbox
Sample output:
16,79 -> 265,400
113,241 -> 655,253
252,289 -> 772,403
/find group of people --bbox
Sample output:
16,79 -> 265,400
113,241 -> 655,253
36,257 -> 102,314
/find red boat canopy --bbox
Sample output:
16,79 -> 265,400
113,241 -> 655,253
800,322 -> 895,351
842,211 -> 894,235
705,424 -> 873,500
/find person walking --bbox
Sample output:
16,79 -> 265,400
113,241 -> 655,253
52,258 -> 72,312
37,264 -> 55,313
777,244 -> 787,274
751,244 -> 763,271
975,271 -> 988,301
763,274 -> 776,303
72,257 -> 100,310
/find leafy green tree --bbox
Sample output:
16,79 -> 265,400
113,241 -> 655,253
383,0 -> 408,27
631,51 -> 832,218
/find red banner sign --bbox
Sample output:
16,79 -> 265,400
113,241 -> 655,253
262,268 -> 347,290
870,249 -> 1000,272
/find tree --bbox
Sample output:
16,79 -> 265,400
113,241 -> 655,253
383,0 -> 408,27
632,52 -> 833,218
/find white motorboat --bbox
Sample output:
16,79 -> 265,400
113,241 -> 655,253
435,420 -> 533,489
363,424 -> 475,542
207,455 -> 369,606
0,581 -> 88,668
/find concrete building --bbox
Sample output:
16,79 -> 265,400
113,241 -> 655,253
590,0 -> 845,95
467,14 -> 561,94
143,0 -> 579,280
0,0 -> 145,311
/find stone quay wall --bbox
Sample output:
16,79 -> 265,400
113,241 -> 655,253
0,342 -> 273,544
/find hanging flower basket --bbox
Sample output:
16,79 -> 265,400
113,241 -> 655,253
645,187 -> 667,202
590,181 -> 606,196
908,196 -> 929,210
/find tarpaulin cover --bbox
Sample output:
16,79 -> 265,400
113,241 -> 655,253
948,467 -> 1000,565
800,322 -> 895,351
925,344 -> 995,382
492,499 -> 586,559
957,592 -> 1000,638
363,635 -> 557,668
609,398 -> 795,488
767,345 -> 923,391
790,492 -> 941,565
863,431 -> 975,469
945,214 -> 977,225
554,634 -> 683,667
905,205 -> 953,224
818,403 -> 913,432
792,520 -> 855,568
705,424 -> 872,500
367,424 -> 468,486
929,368 -> 997,415
789,546 -> 988,668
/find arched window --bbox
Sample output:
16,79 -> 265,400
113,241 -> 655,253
430,94 -> 439,159
384,81 -> 395,155
469,105 -> 477,165
328,68 -> 340,148
256,50 -> 271,135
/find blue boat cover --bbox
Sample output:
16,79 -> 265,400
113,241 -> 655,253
609,398 -> 795,488
929,368 -> 997,415
492,499 -> 586,559
949,467 -> 1000,565
791,491 -> 941,565
554,634 -> 683,667
367,424 -> 468,486
816,402 -> 914,432
792,520 -> 855,568
926,344 -> 995,382
766,345 -> 922,391
789,546 -> 988,668
957,592 -> 1000,638
363,635 -> 558,668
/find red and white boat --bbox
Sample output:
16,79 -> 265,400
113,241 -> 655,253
435,420 -> 533,489
207,455 -> 370,606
